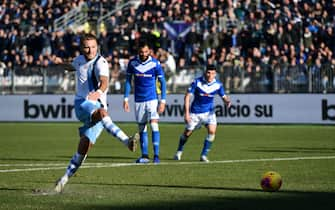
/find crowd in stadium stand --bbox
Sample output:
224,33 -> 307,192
0,0 -> 335,93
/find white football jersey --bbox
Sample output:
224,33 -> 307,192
72,55 -> 109,108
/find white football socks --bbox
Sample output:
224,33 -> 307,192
102,116 -> 129,145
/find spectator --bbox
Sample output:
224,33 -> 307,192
0,61 -> 6,76
109,63 -> 122,94
1,0 -> 335,93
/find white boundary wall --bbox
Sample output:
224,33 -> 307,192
0,94 -> 334,124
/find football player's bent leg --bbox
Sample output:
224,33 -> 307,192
177,130 -> 192,151
92,109 -> 132,147
200,134 -> 215,162
174,130 -> 192,160
200,124 -> 216,161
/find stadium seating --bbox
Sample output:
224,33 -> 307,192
0,0 -> 334,94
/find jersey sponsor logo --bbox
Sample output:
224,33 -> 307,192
135,73 -> 153,77
199,93 -> 214,97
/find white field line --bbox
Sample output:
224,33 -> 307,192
0,155 -> 335,173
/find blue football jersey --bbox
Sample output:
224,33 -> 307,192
188,76 -> 225,114
125,55 -> 165,102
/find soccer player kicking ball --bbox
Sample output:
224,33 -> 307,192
54,34 -> 139,193
123,41 -> 166,164
174,65 -> 231,162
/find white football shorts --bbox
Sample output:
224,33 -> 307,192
186,111 -> 217,131
135,99 -> 159,124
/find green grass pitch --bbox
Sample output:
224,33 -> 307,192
0,123 -> 334,210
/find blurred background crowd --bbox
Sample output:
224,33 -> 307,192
0,0 -> 335,94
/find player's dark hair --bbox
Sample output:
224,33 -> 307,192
138,40 -> 151,49
206,64 -> 217,71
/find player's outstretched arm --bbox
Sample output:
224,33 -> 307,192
57,63 -> 76,72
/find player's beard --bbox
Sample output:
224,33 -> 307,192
139,55 -> 149,62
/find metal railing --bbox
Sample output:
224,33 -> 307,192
96,0 -> 141,37
1,64 -> 334,95
0,65 -> 75,94
53,2 -> 88,32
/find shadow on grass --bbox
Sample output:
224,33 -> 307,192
82,191 -> 335,210
0,187 -> 27,191
7,182 -> 333,210
75,182 -> 335,210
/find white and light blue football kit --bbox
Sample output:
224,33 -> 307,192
72,54 -> 108,144
56,52 -> 136,190
73,54 -> 129,145
124,55 -> 166,162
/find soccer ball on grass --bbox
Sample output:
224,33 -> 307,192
260,171 -> 282,192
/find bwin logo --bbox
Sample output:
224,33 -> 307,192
24,97 -> 74,119
322,99 -> 335,121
